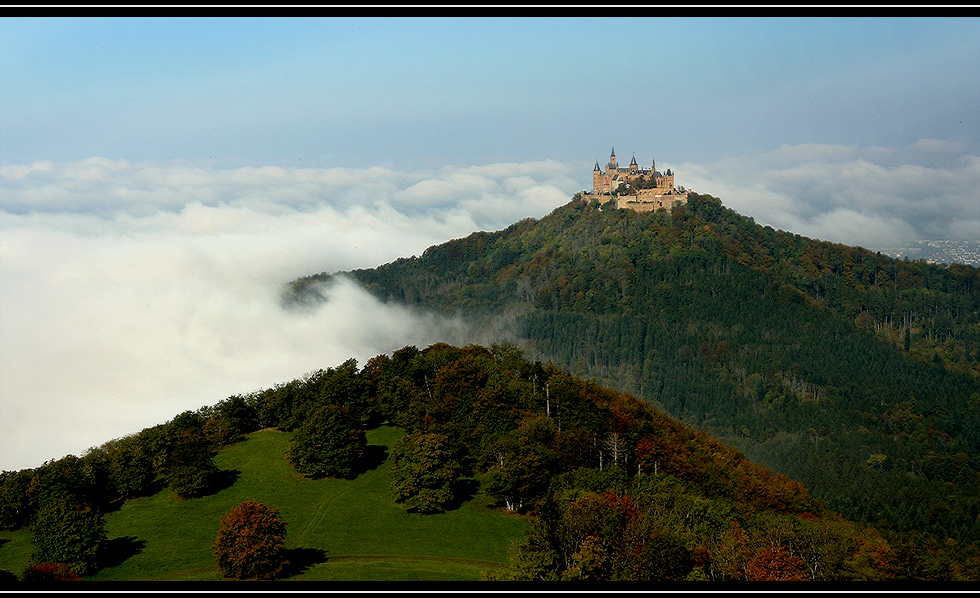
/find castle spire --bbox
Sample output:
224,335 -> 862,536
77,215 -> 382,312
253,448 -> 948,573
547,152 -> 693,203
594,160 -> 600,171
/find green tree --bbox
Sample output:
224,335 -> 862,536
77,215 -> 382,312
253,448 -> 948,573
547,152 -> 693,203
212,500 -> 288,580
29,498 -> 107,576
104,434 -> 155,500
634,531 -> 694,581
286,404 -> 366,479
388,431 -> 461,514
164,428 -> 220,498
0,469 -> 34,530
481,433 -> 553,512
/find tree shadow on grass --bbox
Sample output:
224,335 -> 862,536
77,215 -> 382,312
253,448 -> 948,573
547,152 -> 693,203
279,548 -> 328,579
358,444 -> 389,474
443,477 -> 480,512
99,536 -> 147,570
209,468 -> 241,494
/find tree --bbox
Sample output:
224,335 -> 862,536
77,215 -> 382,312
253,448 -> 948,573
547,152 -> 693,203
482,434 -> 553,512
388,431 -> 461,514
745,545 -> 809,581
21,562 -> 82,582
0,469 -> 34,530
104,434 -> 155,500
287,404 -> 366,479
212,500 -> 288,580
29,499 -> 106,576
164,428 -> 220,498
634,531 -> 693,581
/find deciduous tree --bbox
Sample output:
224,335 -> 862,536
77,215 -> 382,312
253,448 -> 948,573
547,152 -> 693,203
212,500 -> 288,580
29,499 -> 106,576
388,431 -> 461,514
287,404 -> 366,479
21,562 -> 83,582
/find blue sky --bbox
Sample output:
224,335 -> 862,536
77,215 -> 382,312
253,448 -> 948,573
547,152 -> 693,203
3,17 -> 977,167
1,16 -> 979,470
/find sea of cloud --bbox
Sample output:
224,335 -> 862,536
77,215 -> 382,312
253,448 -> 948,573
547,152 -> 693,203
2,142 -> 977,471
0,159 -> 579,471
681,140 -> 980,248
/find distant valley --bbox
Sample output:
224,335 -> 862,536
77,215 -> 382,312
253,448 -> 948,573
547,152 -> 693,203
877,240 -> 980,267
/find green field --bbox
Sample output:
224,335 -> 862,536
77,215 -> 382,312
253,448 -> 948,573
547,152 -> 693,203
0,426 -> 529,581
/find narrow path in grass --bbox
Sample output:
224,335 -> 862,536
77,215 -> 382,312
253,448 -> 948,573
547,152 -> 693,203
294,471 -> 371,547
293,438 -> 395,548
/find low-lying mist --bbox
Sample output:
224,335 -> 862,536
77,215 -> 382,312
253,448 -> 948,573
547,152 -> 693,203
2,143 -> 977,471
0,160 -> 576,471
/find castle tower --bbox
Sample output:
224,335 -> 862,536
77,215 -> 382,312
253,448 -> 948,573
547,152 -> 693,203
629,154 -> 638,175
607,147 -> 617,172
593,160 -> 603,192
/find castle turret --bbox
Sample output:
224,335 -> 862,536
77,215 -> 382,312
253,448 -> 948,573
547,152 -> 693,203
589,147 -> 688,212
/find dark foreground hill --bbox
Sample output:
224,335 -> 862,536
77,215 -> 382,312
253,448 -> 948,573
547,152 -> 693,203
4,343 -> 972,580
286,193 -> 980,548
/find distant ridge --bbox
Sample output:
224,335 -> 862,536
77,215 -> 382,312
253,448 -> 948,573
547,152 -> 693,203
877,239 -> 980,267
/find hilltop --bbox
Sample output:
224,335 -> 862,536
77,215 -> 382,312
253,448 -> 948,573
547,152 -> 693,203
286,193 -> 980,547
7,342 -> 969,581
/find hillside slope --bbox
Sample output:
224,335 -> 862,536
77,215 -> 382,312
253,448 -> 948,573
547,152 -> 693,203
286,194 -> 980,544
6,342 -> 957,581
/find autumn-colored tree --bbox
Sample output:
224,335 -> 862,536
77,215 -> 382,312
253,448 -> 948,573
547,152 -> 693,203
745,545 -> 809,581
388,431 -> 461,514
563,534 -> 610,580
212,500 -> 288,580
711,520 -> 752,581
287,404 -> 366,479
21,562 -> 83,582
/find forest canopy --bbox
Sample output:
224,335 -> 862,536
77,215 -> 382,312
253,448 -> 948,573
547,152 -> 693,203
286,193 -> 980,549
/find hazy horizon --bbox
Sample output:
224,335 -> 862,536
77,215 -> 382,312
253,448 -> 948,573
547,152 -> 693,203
2,17 -> 978,471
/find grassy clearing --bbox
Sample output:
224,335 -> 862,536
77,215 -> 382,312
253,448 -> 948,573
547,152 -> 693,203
0,425 -> 527,581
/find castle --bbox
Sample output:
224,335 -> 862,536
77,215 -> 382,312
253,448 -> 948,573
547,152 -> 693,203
583,148 -> 688,213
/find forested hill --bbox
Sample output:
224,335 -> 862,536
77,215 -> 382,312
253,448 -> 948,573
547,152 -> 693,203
286,193 -> 980,546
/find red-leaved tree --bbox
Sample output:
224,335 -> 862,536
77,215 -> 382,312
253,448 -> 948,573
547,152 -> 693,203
212,500 -> 288,580
21,562 -> 83,582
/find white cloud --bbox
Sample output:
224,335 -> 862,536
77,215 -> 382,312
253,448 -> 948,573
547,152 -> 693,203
680,142 -> 980,247
2,147 -> 977,471
0,158 -> 580,471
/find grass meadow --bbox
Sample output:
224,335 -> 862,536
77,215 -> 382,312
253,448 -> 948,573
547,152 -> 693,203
0,425 -> 529,581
